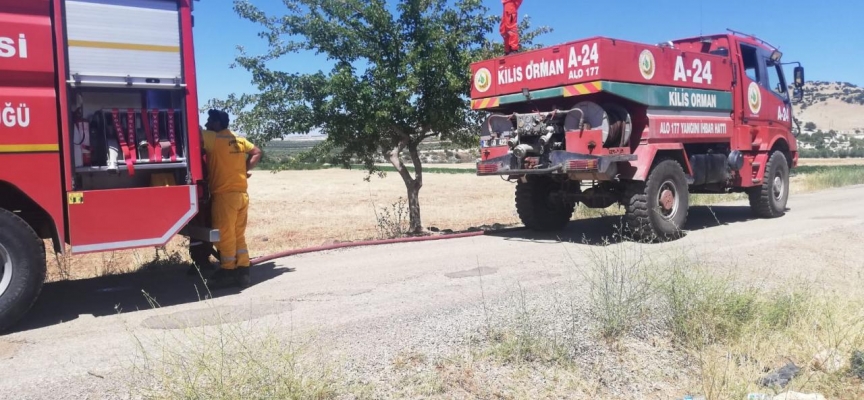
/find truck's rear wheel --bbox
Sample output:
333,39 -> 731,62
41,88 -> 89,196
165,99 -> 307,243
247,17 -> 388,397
623,159 -> 689,242
748,151 -> 789,218
0,209 -> 46,332
515,176 -> 575,231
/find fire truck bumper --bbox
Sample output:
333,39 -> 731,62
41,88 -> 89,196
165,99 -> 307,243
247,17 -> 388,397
476,151 -> 637,179
180,225 -> 221,243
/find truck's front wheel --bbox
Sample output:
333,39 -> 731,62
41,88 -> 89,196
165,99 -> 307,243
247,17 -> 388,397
0,208 -> 46,332
515,176 -> 575,231
748,151 -> 789,218
623,159 -> 689,242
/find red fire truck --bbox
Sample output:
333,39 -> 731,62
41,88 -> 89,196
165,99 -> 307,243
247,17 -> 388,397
0,0 -> 216,331
471,29 -> 805,240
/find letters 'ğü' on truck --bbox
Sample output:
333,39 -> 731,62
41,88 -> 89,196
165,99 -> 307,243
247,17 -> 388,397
0,0 -> 216,332
471,29 -> 806,240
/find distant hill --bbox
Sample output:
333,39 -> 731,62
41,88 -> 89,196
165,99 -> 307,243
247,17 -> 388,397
795,81 -> 864,134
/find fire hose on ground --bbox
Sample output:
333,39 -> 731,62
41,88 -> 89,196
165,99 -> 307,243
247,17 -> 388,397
247,227 -> 527,266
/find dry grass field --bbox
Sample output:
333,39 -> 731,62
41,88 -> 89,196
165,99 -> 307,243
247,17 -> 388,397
46,167 -> 525,281
45,159 -> 864,282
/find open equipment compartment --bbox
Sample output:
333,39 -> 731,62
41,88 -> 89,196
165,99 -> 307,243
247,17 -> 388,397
70,88 -> 191,191
61,0 -> 193,192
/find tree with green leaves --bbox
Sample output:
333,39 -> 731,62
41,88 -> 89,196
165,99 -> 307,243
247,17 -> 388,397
207,0 -> 550,234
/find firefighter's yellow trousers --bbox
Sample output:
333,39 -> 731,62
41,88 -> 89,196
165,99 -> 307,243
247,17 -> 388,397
211,192 -> 250,269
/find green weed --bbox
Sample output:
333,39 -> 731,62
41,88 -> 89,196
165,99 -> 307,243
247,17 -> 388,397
127,306 -> 339,400
800,165 -> 864,190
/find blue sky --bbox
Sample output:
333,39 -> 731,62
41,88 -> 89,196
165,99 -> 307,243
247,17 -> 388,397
191,0 -> 861,128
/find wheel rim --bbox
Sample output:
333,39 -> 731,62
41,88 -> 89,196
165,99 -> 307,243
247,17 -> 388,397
658,180 -> 679,220
0,242 -> 12,297
773,173 -> 785,202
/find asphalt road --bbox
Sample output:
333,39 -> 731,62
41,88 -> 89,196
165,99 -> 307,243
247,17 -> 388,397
2,184 -> 863,399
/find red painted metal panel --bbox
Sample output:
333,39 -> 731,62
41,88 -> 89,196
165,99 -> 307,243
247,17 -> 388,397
179,0 -> 202,182
0,8 -> 55,88
645,115 -> 734,144
749,152 -> 770,185
68,185 -> 197,253
471,37 -> 733,100
480,145 -> 508,162
0,1 -> 64,245
53,0 -> 74,192
564,129 -> 630,155
0,153 -> 65,244
0,87 -> 59,146
0,0 -> 50,16
617,142 -> 689,181
741,78 -> 793,131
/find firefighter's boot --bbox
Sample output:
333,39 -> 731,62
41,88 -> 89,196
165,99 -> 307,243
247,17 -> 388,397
236,267 -> 251,289
205,268 -> 239,290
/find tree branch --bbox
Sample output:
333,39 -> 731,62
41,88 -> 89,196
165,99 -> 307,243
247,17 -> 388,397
388,134 -> 414,186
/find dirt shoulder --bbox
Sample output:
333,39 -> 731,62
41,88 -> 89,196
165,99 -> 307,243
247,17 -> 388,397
2,184 -> 863,399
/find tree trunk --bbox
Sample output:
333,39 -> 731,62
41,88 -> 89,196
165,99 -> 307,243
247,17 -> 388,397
405,179 -> 421,234
388,136 -> 424,234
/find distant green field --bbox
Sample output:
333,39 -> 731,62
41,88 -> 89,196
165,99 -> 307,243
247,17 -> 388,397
261,137 -> 473,158
261,138 -> 324,158
257,137 -> 478,172
256,161 -> 477,174
259,138 -> 864,178
792,164 -> 864,175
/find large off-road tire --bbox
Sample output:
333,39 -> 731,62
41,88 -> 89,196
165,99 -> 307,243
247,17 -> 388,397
0,208 -> 46,332
515,176 -> 576,231
748,151 -> 789,218
623,158 -> 690,242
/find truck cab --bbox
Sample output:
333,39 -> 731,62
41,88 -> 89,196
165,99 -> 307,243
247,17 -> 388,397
671,31 -> 803,169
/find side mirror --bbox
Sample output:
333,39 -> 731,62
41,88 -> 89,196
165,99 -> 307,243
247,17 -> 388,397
794,66 -> 805,88
793,87 -> 803,103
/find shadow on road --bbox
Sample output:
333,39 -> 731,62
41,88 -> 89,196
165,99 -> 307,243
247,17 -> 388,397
9,262 -> 291,334
488,204 -> 763,245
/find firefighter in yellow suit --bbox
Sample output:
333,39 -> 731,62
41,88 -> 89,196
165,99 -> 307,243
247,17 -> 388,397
202,109 -> 263,289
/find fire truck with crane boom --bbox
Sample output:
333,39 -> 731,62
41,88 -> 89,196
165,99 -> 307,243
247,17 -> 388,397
472,1 -> 806,240
0,0 -> 218,332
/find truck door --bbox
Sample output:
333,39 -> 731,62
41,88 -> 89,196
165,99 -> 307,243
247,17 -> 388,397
60,0 -> 202,254
737,42 -> 792,129
761,56 -> 793,131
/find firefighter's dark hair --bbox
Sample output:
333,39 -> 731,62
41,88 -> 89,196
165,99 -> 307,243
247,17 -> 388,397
207,109 -> 230,128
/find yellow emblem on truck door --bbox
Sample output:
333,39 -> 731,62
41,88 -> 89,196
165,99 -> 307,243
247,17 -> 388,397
67,192 -> 84,205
